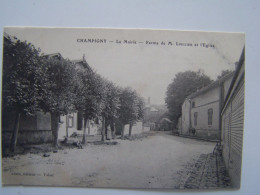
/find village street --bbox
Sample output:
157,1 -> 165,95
2,131 -> 221,189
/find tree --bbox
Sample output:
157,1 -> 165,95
130,96 -> 145,136
101,81 -> 120,140
118,87 -> 140,138
40,56 -> 78,147
137,96 -> 145,120
217,69 -> 233,80
165,70 -> 212,123
74,69 -> 106,144
2,39 -> 43,152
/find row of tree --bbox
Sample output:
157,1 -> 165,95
3,37 -> 145,151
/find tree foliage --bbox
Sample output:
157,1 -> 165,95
137,96 -> 145,121
118,87 -> 139,125
3,39 -> 46,151
2,40 -> 42,115
74,69 -> 105,120
40,57 -> 77,115
165,70 -> 212,123
101,80 -> 121,122
217,69 -> 233,80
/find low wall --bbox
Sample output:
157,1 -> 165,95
2,130 -> 53,146
124,121 -> 149,135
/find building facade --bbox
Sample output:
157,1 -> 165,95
221,48 -> 245,188
180,72 -> 234,140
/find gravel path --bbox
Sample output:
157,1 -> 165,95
2,131 -> 215,189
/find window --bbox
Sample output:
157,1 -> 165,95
68,113 -> 74,128
68,116 -> 74,128
208,108 -> 213,126
192,101 -> 195,108
194,112 -> 198,126
59,116 -> 63,123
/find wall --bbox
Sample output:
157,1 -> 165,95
181,99 -> 191,135
221,61 -> 245,189
2,111 -> 53,145
2,130 -> 53,146
190,86 -> 220,139
58,112 -> 100,140
124,121 -> 145,135
36,112 -> 51,130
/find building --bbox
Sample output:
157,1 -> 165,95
57,56 -> 101,140
156,118 -> 174,131
180,71 -> 234,140
42,54 -> 101,140
221,48 -> 245,188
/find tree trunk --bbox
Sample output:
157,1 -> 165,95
129,122 -> 133,136
51,112 -> 60,148
121,124 -> 125,139
65,115 -> 69,138
105,119 -> 108,140
111,121 -> 115,139
101,117 -> 105,142
87,119 -> 90,135
10,112 -> 21,152
82,118 -> 88,144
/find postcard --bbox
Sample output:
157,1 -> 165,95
1,27 -> 245,189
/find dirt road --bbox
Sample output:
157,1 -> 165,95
2,131 -> 215,189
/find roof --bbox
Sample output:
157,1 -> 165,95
160,118 -> 174,124
42,54 -> 92,71
72,56 -> 92,71
222,47 -> 245,110
42,53 -> 63,60
187,71 -> 234,99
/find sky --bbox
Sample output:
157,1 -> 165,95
4,27 -> 245,105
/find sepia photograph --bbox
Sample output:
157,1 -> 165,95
1,27 -> 245,190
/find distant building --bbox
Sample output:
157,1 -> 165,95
156,118 -> 174,131
221,48 -> 245,188
143,97 -> 167,130
180,71 -> 234,140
